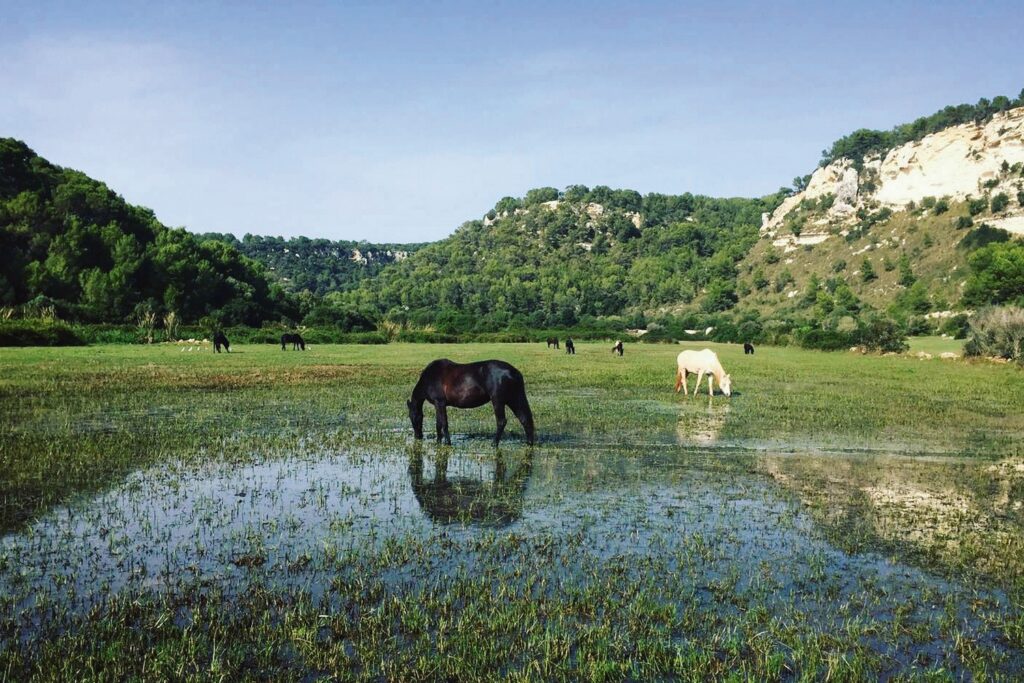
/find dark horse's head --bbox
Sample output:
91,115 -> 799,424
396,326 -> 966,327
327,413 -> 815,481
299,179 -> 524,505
407,398 -> 424,439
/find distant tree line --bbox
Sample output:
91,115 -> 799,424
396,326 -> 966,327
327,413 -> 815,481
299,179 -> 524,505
820,89 -> 1024,166
202,233 -> 425,296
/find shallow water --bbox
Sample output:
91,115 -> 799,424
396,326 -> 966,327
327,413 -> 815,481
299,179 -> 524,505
1,439 -> 1021,674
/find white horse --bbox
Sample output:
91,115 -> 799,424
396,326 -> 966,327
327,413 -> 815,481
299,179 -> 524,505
675,349 -> 731,397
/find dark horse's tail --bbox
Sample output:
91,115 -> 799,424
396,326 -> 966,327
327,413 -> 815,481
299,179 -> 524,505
512,394 -> 536,446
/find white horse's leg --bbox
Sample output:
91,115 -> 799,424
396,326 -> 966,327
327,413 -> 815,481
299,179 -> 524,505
707,373 -> 714,396
674,369 -> 683,393
695,370 -> 704,397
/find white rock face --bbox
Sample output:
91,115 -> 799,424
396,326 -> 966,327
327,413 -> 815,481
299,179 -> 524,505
764,106 -> 1024,234
874,110 -> 1024,206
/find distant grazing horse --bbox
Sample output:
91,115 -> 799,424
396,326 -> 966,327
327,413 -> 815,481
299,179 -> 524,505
408,359 -> 536,447
744,342 -> 755,355
611,340 -> 624,356
213,331 -> 230,353
281,333 -> 306,350
565,338 -> 576,355
546,337 -> 560,350
676,349 -> 731,397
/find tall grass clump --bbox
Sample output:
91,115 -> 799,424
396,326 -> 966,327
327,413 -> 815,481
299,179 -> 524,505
965,306 -> 1024,362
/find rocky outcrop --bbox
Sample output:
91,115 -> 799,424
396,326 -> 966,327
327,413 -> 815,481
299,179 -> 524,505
763,106 -> 1024,237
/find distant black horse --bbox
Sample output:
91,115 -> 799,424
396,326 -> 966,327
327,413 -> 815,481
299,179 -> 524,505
213,331 -> 230,353
408,359 -> 536,447
565,338 -> 575,355
546,337 -> 559,349
281,333 -> 306,350
611,340 -> 624,356
744,342 -> 755,355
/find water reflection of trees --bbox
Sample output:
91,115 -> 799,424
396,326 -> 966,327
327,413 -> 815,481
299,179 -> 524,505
408,448 -> 533,527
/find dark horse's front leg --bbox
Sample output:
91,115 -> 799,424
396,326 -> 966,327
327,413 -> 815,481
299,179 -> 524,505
434,402 -> 451,445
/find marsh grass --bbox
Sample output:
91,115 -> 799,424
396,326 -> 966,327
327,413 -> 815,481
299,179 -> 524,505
1,342 -> 1023,679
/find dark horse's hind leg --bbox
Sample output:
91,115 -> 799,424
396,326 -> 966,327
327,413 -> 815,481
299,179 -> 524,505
510,397 -> 536,446
492,400 -> 508,447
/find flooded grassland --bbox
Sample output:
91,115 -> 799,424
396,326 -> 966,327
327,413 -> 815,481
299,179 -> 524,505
1,342 -> 1022,680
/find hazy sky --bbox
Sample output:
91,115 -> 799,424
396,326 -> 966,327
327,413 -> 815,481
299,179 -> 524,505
1,1 -> 1022,243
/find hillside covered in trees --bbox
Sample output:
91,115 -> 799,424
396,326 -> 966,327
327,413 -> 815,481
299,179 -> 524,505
341,186 -> 785,332
201,234 -> 425,296
0,139 -> 288,326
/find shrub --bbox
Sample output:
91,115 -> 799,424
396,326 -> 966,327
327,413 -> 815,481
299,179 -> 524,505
0,320 -> 86,346
955,216 -> 974,230
795,326 -> 853,351
964,306 -> 1024,362
991,192 -> 1010,213
939,313 -> 971,339
860,258 -> 877,282
968,197 -> 988,216
933,199 -> 949,215
856,315 -> 909,353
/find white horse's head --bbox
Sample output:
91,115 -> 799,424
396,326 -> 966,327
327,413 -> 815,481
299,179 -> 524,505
719,374 -> 732,397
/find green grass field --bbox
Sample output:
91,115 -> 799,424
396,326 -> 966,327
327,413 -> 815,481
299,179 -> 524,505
1,341 -> 1023,679
907,335 -> 966,356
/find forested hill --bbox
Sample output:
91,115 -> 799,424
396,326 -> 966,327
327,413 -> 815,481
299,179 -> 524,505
0,138 -> 288,325
342,187 -> 785,331
200,233 -> 425,296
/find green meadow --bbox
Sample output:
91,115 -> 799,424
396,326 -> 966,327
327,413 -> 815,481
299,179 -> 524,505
1,341 -> 1022,680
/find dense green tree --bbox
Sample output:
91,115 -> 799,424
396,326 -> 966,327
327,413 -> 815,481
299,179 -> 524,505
963,241 -> 1024,306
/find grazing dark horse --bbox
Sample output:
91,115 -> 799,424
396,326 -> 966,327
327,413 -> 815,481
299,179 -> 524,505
611,340 -> 624,356
281,332 -> 306,350
213,331 -> 230,353
546,337 -> 559,350
408,359 -> 536,447
744,342 -> 755,355
565,337 -> 576,355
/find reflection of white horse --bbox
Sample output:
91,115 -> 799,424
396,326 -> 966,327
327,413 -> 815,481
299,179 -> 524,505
675,349 -> 731,397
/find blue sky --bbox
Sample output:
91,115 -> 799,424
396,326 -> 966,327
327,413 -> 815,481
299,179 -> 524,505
1,1 -> 1022,242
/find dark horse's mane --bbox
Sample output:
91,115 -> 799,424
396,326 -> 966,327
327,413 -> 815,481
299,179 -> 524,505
408,359 -> 536,447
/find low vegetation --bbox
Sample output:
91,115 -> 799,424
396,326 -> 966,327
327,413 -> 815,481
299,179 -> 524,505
1,342 -> 1022,679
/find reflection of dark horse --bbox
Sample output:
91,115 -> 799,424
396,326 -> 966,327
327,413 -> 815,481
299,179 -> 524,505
744,342 -> 755,355
611,340 -> 623,356
213,331 -> 230,353
565,337 -> 575,355
408,448 -> 533,526
281,333 -> 306,350
407,359 -> 536,447
546,337 -> 559,349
